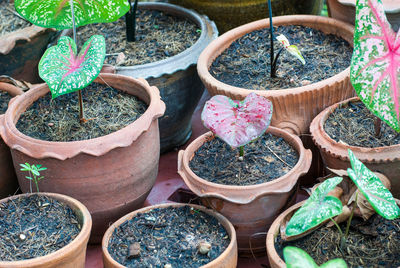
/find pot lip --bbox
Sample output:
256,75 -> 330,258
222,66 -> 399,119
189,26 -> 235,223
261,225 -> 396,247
179,126 -> 311,195
101,202 -> 237,268
337,0 -> 400,12
310,96 -> 400,163
0,192 -> 92,267
197,14 -> 354,98
0,73 -> 165,160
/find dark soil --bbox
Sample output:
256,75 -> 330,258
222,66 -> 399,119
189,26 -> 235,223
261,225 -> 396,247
107,206 -> 230,268
275,214 -> 400,267
0,1 -> 31,36
16,83 -> 147,142
0,91 -> 12,114
210,25 -> 352,90
76,9 -> 201,66
324,101 -> 400,147
189,133 -> 299,186
0,194 -> 81,261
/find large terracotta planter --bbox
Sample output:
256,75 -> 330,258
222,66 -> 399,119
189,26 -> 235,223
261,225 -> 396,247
310,97 -> 400,199
101,2 -> 218,153
178,127 -> 312,255
327,0 -> 400,31
0,192 -> 92,268
0,82 -> 23,198
102,203 -> 238,268
169,0 -> 324,33
0,73 -> 166,243
197,15 -> 355,135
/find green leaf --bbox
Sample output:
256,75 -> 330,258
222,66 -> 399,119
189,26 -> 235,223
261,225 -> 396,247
15,0 -> 130,30
276,34 -> 306,65
347,149 -> 400,220
26,176 -> 33,180
320,259 -> 348,268
39,35 -> 106,99
283,247 -> 318,268
31,169 -> 40,176
20,163 -> 31,171
286,177 -> 343,236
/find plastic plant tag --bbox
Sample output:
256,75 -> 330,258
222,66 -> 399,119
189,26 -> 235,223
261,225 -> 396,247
347,149 -> 400,220
276,34 -> 306,65
15,0 -> 130,29
283,246 -> 348,268
286,177 -> 343,237
350,0 -> 400,132
201,93 -> 273,148
39,35 -> 106,99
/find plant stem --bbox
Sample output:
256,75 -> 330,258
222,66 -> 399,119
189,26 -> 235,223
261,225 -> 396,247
34,179 -> 40,193
374,117 -> 382,138
345,192 -> 358,238
267,0 -> 274,78
126,0 -> 139,42
329,217 -> 346,249
271,47 -> 284,78
239,146 -> 244,157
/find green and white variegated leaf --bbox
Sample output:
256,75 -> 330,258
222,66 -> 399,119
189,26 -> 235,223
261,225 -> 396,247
39,35 -> 106,98
350,0 -> 400,131
276,34 -> 306,65
15,0 -> 130,30
320,259 -> 348,268
283,246 -> 348,268
347,149 -> 400,220
286,177 -> 343,237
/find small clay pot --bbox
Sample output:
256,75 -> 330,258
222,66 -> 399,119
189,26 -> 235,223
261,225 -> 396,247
197,15 -> 355,135
0,192 -> 92,268
310,97 -> 400,199
178,127 -> 312,255
102,203 -> 238,268
0,82 -> 23,198
0,74 -> 166,243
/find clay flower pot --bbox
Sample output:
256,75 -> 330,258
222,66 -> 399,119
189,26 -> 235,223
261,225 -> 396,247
0,192 -> 92,268
0,73 -> 166,243
178,127 -> 312,255
310,97 -> 400,199
0,82 -> 23,198
197,15 -> 355,135
102,203 -> 238,268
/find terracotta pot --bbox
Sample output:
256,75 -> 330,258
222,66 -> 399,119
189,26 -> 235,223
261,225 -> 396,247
310,97 -> 400,199
102,203 -> 238,268
98,2 -> 218,153
197,15 -> 355,135
178,127 -> 312,255
0,82 -> 23,198
0,192 -> 92,268
169,0 -> 324,33
327,0 -> 400,31
0,73 -> 166,243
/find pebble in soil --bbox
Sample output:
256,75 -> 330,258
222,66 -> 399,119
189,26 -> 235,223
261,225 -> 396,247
0,195 -> 81,261
275,214 -> 400,267
0,1 -> 31,37
16,83 -> 147,142
76,9 -> 201,66
0,91 -> 12,114
107,206 -> 230,268
189,133 -> 299,186
210,25 -> 352,90
324,101 -> 400,147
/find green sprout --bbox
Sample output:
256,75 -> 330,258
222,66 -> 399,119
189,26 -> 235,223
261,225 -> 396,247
20,163 -> 47,193
284,246 -> 347,268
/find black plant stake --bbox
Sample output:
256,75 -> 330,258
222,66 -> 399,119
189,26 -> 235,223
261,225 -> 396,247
125,0 -> 139,42
267,0 -> 284,78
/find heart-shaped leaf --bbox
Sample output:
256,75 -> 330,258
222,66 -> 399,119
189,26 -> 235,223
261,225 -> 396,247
350,0 -> 400,132
15,0 -> 130,29
347,149 -> 400,220
286,177 -> 343,237
283,246 -> 348,268
201,93 -> 273,148
39,35 -> 106,98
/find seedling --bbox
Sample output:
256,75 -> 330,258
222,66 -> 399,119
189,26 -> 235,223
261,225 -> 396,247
350,0 -> 400,134
283,246 -> 347,268
201,92 -> 273,158
20,163 -> 47,193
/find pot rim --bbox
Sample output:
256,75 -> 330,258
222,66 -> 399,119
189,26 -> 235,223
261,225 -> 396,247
101,202 -> 237,268
0,192 -> 92,267
0,73 -> 165,160
310,96 -> 400,163
197,14 -> 354,98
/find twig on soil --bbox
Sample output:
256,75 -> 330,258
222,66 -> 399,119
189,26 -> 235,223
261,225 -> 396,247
266,146 -> 293,169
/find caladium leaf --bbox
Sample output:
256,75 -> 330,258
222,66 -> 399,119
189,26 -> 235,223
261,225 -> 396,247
39,35 -> 106,99
286,177 -> 343,237
276,34 -> 306,65
15,0 -> 130,30
283,247 -> 318,268
350,0 -> 400,131
347,149 -> 400,219
201,93 -> 273,148
320,259 -> 348,268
